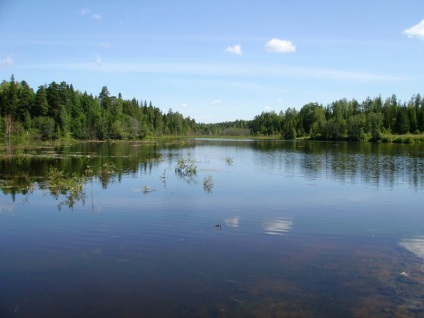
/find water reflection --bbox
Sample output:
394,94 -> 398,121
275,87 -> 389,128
1,140 -> 424,210
224,216 -> 240,228
0,203 -> 15,214
2,140 -> 424,317
249,141 -> 424,189
399,236 -> 424,259
262,217 -> 293,235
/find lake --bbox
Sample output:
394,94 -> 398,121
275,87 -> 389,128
1,139 -> 424,317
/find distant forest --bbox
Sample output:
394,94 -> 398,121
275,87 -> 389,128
1,75 -> 424,142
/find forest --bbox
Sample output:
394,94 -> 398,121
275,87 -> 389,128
1,75 -> 424,142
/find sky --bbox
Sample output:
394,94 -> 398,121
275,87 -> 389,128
0,1 -> 423,123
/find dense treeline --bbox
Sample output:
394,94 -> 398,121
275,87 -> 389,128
1,75 -> 424,141
249,95 -> 424,141
0,75 -> 197,140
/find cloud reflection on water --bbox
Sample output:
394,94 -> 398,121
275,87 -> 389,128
224,217 -> 240,228
399,236 -> 424,259
262,217 -> 293,235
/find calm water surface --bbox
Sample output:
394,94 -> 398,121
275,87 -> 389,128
1,139 -> 424,317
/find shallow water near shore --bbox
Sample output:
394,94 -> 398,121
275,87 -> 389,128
1,139 -> 424,317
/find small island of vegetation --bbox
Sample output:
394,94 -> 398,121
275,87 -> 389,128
1,75 -> 424,144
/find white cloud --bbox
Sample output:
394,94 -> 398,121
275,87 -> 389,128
210,99 -> 222,105
265,38 -> 296,53
99,42 -> 111,48
180,103 -> 188,108
96,55 -> 102,66
80,8 -> 90,15
81,8 -> 101,21
92,13 -> 102,20
0,55 -> 15,66
404,20 -> 424,40
225,44 -> 242,55
277,99 -> 283,103
264,105 -> 272,111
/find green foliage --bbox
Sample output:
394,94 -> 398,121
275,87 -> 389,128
299,103 -> 325,135
347,114 -> 366,141
323,118 -> 345,140
47,167 -> 85,209
2,75 -> 424,142
99,162 -> 117,176
394,107 -> 410,134
0,76 -> 199,141
283,127 -> 297,140
367,112 -> 383,141
34,116 -> 55,140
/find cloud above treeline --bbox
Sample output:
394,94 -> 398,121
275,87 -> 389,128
96,55 -> 102,66
80,8 -> 102,21
404,20 -> 424,39
226,39 -> 296,55
0,55 -> 15,66
265,38 -> 296,53
210,99 -> 222,105
226,44 -> 242,55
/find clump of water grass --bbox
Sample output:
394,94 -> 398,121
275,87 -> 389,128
142,186 -> 155,194
175,156 -> 197,177
99,162 -> 117,176
146,154 -> 163,162
84,166 -> 94,177
97,162 -> 117,189
225,157 -> 234,165
47,167 -> 84,196
203,175 -> 214,193
0,171 -> 34,193
16,171 -> 34,189
47,167 -> 85,209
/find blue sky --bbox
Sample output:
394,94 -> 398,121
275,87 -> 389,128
1,1 -> 423,123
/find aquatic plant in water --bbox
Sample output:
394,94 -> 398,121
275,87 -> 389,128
97,162 -> 117,188
225,156 -> 234,165
175,156 -> 197,177
203,175 -> 214,193
161,169 -> 167,188
47,167 -> 86,209
142,186 -> 155,194
0,171 -> 35,195
99,162 -> 117,176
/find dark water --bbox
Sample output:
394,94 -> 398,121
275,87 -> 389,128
1,139 -> 424,317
